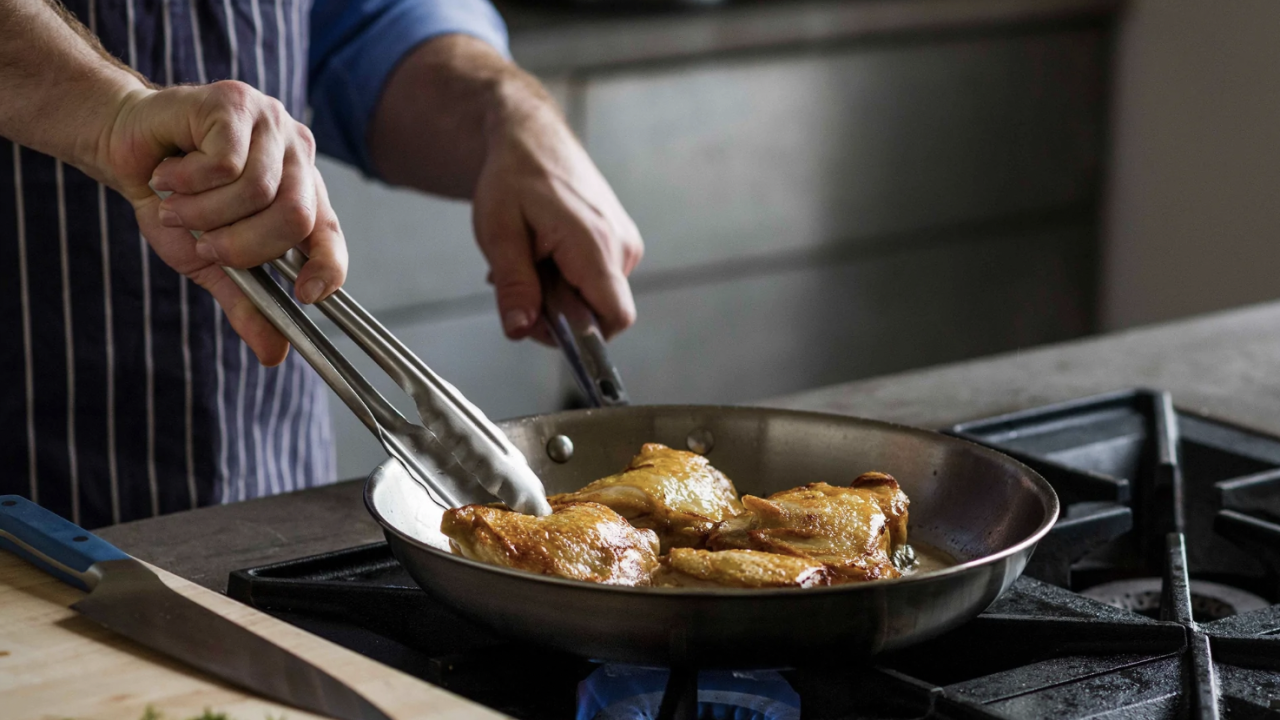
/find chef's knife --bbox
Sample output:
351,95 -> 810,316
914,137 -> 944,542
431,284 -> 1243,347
0,495 -> 393,720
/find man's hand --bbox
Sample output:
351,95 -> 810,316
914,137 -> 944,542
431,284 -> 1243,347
106,83 -> 348,365
473,97 -> 642,342
371,35 -> 643,343
0,0 -> 345,366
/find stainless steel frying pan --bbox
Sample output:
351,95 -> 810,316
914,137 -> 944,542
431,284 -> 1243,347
204,239 -> 1057,669
365,404 -> 1058,668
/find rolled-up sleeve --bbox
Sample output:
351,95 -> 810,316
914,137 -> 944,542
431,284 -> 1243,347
308,0 -> 510,176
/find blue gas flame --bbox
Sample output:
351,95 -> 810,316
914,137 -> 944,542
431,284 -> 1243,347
577,664 -> 801,720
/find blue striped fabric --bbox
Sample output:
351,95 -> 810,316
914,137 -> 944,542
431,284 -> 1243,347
0,0 -> 335,529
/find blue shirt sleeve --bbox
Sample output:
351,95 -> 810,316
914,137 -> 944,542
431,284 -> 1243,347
308,0 -> 510,176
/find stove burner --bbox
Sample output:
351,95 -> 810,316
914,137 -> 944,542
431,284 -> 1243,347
1082,578 -> 1269,622
946,389 -> 1280,719
576,666 -> 800,720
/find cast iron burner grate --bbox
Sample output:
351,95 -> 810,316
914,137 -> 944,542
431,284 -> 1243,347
229,389 -> 1280,719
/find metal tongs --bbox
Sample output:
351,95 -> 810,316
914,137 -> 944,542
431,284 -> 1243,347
536,260 -> 630,409
239,251 -> 554,515
155,187 -> 552,515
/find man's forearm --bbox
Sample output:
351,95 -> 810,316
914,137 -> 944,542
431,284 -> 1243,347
0,0 -> 147,184
368,30 -> 643,340
368,34 -> 558,198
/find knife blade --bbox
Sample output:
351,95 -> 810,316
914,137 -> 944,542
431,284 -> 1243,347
0,495 -> 392,720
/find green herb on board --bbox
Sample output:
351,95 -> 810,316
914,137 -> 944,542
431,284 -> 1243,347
131,707 -> 279,720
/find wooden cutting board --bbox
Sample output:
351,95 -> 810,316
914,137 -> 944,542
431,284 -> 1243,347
0,552 -> 507,720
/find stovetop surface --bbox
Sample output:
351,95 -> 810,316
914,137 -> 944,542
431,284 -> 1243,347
229,389 -> 1280,719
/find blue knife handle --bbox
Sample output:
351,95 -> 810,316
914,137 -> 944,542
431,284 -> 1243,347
0,495 -> 128,591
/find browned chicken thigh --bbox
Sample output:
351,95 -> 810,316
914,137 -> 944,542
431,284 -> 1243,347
442,451 -> 914,590
651,548 -> 835,589
852,471 -> 915,567
548,443 -> 744,551
440,501 -> 661,586
707,472 -> 910,582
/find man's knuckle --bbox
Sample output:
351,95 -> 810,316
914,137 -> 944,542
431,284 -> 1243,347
294,124 -> 316,158
277,198 -> 316,237
210,81 -> 254,116
625,237 -> 644,263
264,97 -> 291,125
242,175 -> 278,209
618,305 -> 638,328
316,214 -> 341,236
494,275 -> 534,296
208,156 -> 242,183
586,217 -> 614,246
207,79 -> 235,97
625,222 -> 644,249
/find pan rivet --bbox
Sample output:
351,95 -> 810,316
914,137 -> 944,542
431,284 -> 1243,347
546,435 -> 574,463
686,428 -> 715,455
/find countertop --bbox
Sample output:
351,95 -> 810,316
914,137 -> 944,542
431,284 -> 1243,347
497,0 -> 1121,74
96,300 -> 1280,591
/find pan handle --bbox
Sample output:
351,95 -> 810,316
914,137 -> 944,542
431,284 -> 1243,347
538,260 -> 630,408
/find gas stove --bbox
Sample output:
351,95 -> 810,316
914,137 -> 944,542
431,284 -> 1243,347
228,389 -> 1280,719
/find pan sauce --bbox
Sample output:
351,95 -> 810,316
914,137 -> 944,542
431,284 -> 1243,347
900,542 -> 957,577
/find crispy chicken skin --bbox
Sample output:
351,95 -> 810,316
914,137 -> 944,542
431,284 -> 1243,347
440,501 -> 661,586
849,472 -> 910,551
548,443 -> 744,551
651,548 -> 836,589
706,472 -> 910,582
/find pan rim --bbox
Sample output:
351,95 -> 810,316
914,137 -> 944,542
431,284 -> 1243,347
365,404 -> 1060,598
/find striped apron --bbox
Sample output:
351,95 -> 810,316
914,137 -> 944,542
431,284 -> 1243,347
0,0 -> 335,529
